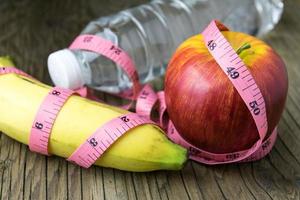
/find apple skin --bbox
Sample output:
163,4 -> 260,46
164,31 -> 288,154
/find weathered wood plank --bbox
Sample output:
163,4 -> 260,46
239,164 -> 273,200
213,165 -> 256,200
102,168 -> 117,200
0,136 -> 26,200
47,157 -> 68,200
191,162 -> 226,199
179,163 -> 204,200
23,153 -> 47,199
67,164 -> 82,200
0,0 -> 299,200
81,167 -> 105,200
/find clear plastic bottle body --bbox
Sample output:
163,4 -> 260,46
52,0 -> 283,93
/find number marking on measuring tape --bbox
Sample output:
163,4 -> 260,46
67,113 -> 155,168
29,87 -> 74,155
202,21 -> 268,139
136,84 -> 158,118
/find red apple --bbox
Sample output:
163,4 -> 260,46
164,31 -> 288,153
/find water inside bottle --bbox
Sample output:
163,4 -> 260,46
72,0 -> 283,94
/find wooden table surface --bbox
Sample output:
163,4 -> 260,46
0,0 -> 299,199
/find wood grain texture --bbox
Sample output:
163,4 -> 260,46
0,0 -> 299,199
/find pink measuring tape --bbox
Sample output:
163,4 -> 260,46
68,20 -> 278,165
29,86 -> 153,166
0,66 -> 154,168
29,87 -> 74,155
67,113 -> 154,168
0,66 -> 34,78
70,35 -> 142,100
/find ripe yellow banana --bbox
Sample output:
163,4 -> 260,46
0,57 -> 187,172
0,56 -> 15,66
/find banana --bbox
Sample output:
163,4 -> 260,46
0,56 -> 15,66
0,57 -> 187,172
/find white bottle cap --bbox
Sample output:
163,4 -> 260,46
47,49 -> 84,89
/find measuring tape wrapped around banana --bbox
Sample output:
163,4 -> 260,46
0,57 -> 187,172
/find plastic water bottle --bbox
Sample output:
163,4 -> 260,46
48,0 -> 284,94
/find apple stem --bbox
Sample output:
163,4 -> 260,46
236,42 -> 251,55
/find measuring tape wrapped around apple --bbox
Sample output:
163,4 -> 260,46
68,20 -> 288,165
